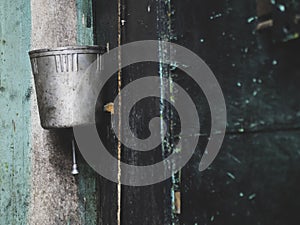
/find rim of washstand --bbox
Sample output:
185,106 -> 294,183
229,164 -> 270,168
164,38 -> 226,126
29,45 -> 106,58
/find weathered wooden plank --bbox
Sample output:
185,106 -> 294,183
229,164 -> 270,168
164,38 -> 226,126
171,0 -> 300,224
173,0 -> 300,134
181,131 -> 300,225
77,0 -> 94,46
94,0 -> 174,224
119,0 -> 173,224
94,0 -> 119,224
76,0 -> 100,224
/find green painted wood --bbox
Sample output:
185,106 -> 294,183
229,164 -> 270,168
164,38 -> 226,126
77,0 -> 94,45
76,161 -> 99,225
0,0 -> 31,224
76,0 -> 99,224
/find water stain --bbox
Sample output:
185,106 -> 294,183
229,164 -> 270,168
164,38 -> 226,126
12,120 -> 16,132
9,94 -> 16,100
25,87 -> 32,101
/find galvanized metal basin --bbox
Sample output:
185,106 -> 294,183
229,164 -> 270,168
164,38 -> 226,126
29,46 -> 106,129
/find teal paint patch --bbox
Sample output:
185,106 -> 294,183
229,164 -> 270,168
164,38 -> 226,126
76,0 -> 99,224
157,0 -> 180,223
77,167 -> 98,225
77,0 -> 94,45
0,0 -> 31,224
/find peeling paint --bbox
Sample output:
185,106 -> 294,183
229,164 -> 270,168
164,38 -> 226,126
0,0 -> 31,224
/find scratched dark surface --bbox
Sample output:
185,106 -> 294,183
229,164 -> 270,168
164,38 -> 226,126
174,0 -> 300,225
94,0 -> 172,224
94,0 -> 119,224
94,0 -> 300,224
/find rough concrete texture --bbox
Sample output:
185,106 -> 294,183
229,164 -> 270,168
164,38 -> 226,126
31,0 -> 77,49
29,0 -> 81,224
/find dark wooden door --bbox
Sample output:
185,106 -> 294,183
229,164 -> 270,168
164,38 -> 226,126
94,0 -> 300,224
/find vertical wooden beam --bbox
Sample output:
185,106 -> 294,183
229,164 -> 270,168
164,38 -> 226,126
77,0 -> 94,45
29,0 -> 80,224
93,0 -> 119,223
76,0 -> 100,224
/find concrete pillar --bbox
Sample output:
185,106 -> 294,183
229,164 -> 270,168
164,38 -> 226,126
29,0 -> 80,224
